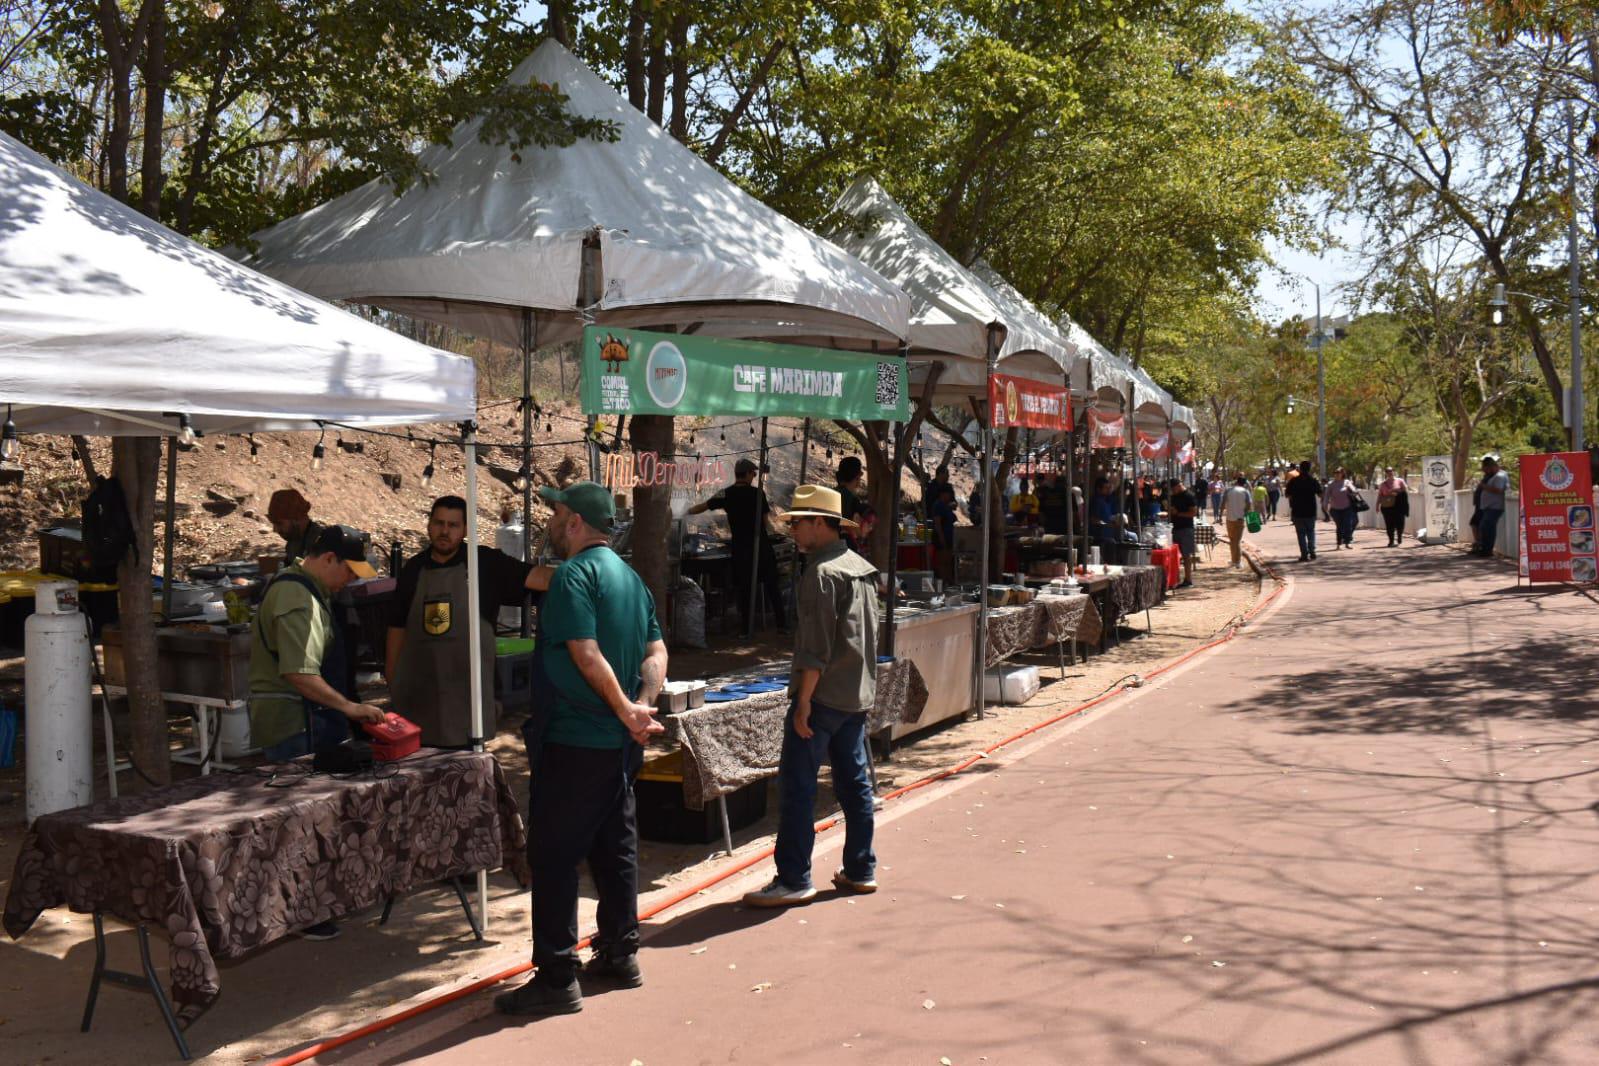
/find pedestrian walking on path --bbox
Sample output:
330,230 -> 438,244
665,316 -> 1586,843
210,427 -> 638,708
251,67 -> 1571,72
1377,466 -> 1410,546
496,482 -> 668,1019
1325,467 -> 1360,549
1251,478 -> 1269,521
1221,474 -> 1252,569
1167,478 -> 1198,587
1209,476 -> 1224,521
745,485 -> 880,908
1285,460 -> 1323,561
1470,454 -> 1510,557
1265,469 -> 1282,519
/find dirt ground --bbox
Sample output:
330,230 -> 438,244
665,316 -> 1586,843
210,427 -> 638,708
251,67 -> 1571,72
0,537 -> 1260,1066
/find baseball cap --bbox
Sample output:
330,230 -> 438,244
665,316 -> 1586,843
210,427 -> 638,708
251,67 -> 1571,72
734,458 -> 759,478
539,480 -> 616,532
310,524 -> 377,578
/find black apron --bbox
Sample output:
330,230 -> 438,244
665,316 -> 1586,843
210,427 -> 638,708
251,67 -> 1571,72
257,570 -> 354,751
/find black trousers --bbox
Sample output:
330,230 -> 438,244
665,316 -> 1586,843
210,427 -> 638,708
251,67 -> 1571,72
1382,508 -> 1406,540
528,742 -> 640,984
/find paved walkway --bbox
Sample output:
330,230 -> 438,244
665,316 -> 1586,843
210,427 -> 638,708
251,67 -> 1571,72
317,522 -> 1599,1065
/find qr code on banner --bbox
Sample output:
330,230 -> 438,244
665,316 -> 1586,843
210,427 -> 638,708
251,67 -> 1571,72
875,361 -> 900,408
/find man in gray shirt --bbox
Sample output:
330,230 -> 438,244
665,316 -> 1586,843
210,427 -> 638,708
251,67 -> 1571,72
745,485 -> 879,907
1471,454 -> 1511,556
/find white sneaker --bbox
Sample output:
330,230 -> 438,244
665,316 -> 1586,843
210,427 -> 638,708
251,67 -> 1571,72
742,878 -> 817,908
831,869 -> 878,895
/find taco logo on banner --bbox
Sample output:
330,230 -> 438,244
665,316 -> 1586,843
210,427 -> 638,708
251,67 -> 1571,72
582,326 -> 909,421
1518,451 -> 1596,584
987,373 -> 1070,430
1087,409 -> 1126,450
1135,430 -> 1169,461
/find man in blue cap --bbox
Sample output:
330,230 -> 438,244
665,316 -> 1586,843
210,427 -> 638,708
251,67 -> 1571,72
496,481 -> 668,1018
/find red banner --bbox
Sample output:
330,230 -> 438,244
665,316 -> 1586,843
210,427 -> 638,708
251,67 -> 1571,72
1518,451 -> 1596,584
1176,439 -> 1195,466
1087,409 -> 1125,450
988,374 -> 1071,431
1135,430 -> 1169,461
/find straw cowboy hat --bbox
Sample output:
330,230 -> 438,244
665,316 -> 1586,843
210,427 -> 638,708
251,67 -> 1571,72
782,484 -> 859,530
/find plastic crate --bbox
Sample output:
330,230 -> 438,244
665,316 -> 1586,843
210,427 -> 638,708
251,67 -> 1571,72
636,749 -> 769,844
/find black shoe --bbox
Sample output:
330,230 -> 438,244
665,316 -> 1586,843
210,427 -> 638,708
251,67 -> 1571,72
1309,551 -> 1317,560
581,951 -> 643,989
294,920 -> 340,941
494,977 -> 582,1017
1298,554 -> 1308,562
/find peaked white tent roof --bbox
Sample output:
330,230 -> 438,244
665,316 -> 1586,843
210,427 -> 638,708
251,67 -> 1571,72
241,40 -> 908,350
0,133 -> 475,437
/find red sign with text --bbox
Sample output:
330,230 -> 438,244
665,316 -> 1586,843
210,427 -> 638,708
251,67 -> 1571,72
1087,409 -> 1126,450
988,373 -> 1071,431
1135,430 -> 1170,461
1518,451 -> 1596,584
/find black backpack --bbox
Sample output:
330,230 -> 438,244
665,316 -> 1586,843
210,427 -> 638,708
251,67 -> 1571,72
82,476 -> 136,579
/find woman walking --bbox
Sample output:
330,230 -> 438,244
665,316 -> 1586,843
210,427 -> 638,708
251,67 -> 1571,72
1376,467 -> 1410,546
1324,467 -> 1359,549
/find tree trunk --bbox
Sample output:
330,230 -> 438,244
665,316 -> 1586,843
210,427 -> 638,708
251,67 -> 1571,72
668,11 -> 690,143
112,436 -> 170,785
624,1 -> 646,109
547,0 -> 571,46
628,414 -> 675,622
137,4 -> 164,219
71,435 -> 99,483
645,29 -> 667,125
986,427 -> 1019,581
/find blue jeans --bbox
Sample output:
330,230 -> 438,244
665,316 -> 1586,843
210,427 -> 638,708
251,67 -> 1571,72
775,700 -> 876,890
262,705 -> 352,761
1332,506 -> 1358,545
1293,515 -> 1317,557
1477,508 -> 1504,554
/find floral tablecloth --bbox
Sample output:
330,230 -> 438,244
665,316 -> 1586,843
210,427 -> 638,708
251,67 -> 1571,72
983,593 -> 1103,668
4,750 -> 526,1023
1107,565 -> 1165,617
669,658 -> 928,809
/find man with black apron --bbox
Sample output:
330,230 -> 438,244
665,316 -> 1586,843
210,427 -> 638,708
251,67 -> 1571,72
385,495 -> 552,748
686,458 -> 788,633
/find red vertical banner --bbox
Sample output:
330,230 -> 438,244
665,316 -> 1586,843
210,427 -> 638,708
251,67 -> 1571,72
1176,439 -> 1195,466
988,373 -> 1070,430
1087,409 -> 1126,450
1135,430 -> 1169,461
1518,451 -> 1596,584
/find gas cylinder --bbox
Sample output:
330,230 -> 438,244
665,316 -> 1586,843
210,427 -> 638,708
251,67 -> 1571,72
24,580 -> 93,820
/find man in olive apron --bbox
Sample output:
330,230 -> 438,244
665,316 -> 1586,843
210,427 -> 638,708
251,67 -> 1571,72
385,495 -> 553,748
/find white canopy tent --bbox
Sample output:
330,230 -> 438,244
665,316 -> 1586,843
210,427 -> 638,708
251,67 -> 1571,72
0,131 -> 496,927
0,133 -> 477,437
241,39 -> 908,351
820,177 -> 1069,401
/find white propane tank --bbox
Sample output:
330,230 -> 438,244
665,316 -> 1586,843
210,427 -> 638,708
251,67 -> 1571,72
25,580 -> 93,820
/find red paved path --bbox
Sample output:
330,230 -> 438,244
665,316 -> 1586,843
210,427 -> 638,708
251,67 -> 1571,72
312,524 -> 1599,1065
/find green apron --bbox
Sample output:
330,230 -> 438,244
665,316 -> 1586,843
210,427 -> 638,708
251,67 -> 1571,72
392,559 -> 495,747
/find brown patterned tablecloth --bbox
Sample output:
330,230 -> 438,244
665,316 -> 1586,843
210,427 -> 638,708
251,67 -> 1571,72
4,750 -> 526,1023
670,658 -> 928,809
984,593 -> 1103,668
1109,565 -> 1165,617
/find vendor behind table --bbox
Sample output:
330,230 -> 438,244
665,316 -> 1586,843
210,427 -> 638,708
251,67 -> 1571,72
686,457 -> 789,634
384,495 -> 556,749
266,487 -> 324,567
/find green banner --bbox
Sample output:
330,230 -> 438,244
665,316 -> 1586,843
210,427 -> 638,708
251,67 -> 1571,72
580,326 -> 908,422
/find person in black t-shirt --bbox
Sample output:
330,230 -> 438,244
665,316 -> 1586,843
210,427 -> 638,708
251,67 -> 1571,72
1036,472 -> 1070,535
1284,461 -> 1324,561
688,459 -> 788,633
1166,478 -> 1199,588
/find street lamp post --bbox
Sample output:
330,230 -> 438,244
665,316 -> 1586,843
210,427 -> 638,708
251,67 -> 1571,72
1306,281 -> 1327,477
1566,100 -> 1585,452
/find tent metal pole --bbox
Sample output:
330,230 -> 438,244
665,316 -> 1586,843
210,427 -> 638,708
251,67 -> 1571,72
975,325 -> 1000,721
521,309 -> 535,638
1064,381 -> 1075,571
747,417 -> 768,637
463,423 -> 489,931
161,436 -> 177,619
884,420 -> 902,658
791,418 -> 810,616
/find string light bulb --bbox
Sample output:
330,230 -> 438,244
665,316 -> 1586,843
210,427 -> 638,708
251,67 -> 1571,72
248,434 -> 260,463
421,443 -> 436,489
1,404 -> 18,463
512,467 -> 529,493
176,414 -> 197,447
311,427 -> 326,471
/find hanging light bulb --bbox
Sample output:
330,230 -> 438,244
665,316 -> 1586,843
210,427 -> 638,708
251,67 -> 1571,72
545,420 -> 552,434
512,466 -> 529,493
248,434 -> 260,463
176,413 -> 197,447
720,428 -> 727,442
421,443 -> 436,489
1,404 -> 18,463
311,427 -> 327,471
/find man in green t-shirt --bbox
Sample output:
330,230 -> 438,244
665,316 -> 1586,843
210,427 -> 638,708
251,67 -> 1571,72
496,481 -> 667,1019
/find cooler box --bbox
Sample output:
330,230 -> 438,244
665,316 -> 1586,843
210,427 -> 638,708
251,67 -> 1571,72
494,637 -> 536,713
636,748 -> 768,844
983,664 -> 1040,705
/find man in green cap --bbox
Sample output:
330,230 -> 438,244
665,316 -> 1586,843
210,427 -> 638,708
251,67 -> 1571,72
496,481 -> 668,1019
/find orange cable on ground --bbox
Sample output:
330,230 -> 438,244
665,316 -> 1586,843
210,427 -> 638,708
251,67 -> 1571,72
267,556 -> 1287,1066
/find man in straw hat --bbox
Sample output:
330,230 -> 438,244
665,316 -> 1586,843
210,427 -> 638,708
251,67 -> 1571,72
743,485 -> 880,907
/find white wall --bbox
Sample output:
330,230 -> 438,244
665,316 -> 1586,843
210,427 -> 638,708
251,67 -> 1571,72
1452,488 -> 1519,558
